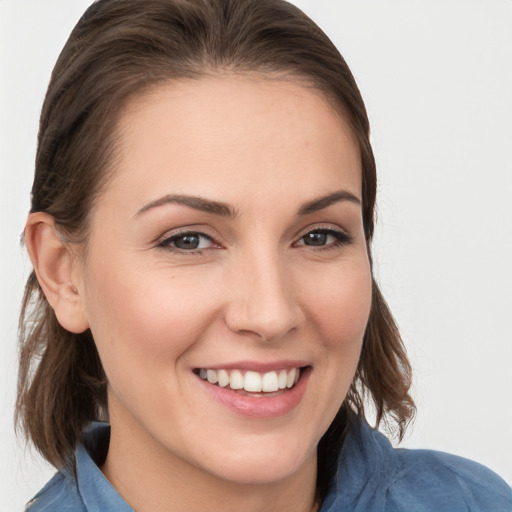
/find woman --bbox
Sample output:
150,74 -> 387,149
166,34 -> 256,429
16,0 -> 511,510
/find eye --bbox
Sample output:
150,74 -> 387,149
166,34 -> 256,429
158,231 -> 216,252
296,228 -> 352,248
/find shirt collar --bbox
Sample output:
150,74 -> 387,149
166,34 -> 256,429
320,419 -> 399,511
74,419 -> 395,511
76,423 -> 134,511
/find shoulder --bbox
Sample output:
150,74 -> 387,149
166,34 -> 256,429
25,470 -> 86,512
323,420 -> 512,512
25,424 -> 132,512
388,447 -> 512,511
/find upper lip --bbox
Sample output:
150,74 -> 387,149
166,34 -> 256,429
193,360 -> 311,373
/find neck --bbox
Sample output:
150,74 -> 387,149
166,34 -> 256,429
102,409 -> 319,512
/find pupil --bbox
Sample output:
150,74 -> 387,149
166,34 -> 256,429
304,232 -> 327,246
175,235 -> 199,250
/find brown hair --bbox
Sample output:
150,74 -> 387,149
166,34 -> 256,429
17,0 -> 415,489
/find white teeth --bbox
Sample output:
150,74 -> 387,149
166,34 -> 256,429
262,371 -> 279,392
198,367 -> 302,393
217,369 -> 229,388
244,371 -> 262,392
230,370 -> 244,390
286,368 -> 297,388
206,369 -> 218,384
278,369 -> 287,389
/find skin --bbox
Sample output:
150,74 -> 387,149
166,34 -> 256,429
28,76 -> 372,512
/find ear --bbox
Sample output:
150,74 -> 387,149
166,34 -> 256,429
24,212 -> 89,333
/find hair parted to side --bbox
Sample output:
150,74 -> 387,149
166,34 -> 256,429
17,0 -> 415,481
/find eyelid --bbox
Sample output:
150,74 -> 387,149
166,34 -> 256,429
154,223 -> 352,253
295,223 -> 351,239
156,226 -> 223,252
293,224 -> 354,247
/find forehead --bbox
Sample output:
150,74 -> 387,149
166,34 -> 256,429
103,75 -> 362,211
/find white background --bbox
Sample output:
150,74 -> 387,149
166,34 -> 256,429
1,1 -> 511,510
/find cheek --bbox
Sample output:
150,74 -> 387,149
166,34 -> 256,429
81,257 -> 223,389
298,256 -> 372,439
303,257 -> 372,350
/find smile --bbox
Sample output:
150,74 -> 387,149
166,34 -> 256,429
196,368 -> 301,393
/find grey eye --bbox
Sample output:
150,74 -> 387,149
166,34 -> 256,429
296,229 -> 352,248
159,232 -> 215,251
173,234 -> 201,250
302,232 -> 328,246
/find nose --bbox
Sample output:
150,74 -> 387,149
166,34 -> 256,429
224,251 -> 301,342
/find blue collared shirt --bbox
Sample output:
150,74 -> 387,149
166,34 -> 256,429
27,421 -> 512,511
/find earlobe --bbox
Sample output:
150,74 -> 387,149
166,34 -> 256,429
24,212 -> 89,334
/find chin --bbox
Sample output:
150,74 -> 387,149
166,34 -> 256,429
192,432 -> 318,486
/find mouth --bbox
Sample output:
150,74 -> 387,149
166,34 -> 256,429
193,364 -> 311,418
193,367 -> 306,395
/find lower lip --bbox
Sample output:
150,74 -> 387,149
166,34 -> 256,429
196,367 -> 311,419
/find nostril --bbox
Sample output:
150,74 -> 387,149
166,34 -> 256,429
223,268 -> 300,342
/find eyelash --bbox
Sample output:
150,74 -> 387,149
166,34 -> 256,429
157,227 -> 353,254
157,230 -> 218,254
294,228 -> 353,250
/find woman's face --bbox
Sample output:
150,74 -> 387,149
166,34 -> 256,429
76,76 -> 372,485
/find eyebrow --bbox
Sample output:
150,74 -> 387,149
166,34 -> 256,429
136,194 -> 237,218
297,190 -> 361,215
136,189 -> 360,218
